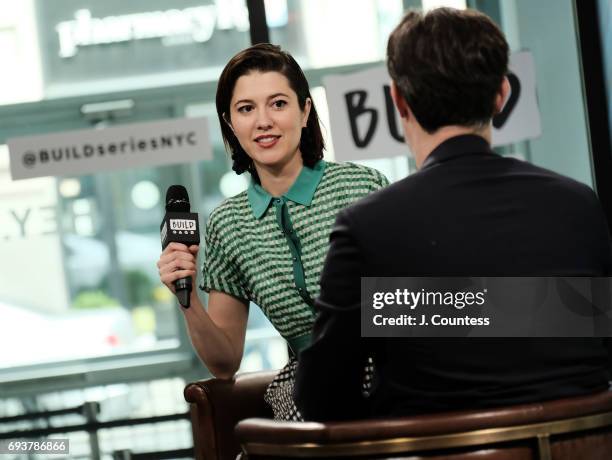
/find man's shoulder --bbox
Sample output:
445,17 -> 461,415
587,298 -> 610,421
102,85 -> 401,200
336,174 -> 406,225
424,152 -> 596,199
339,156 -> 601,223
503,157 -> 599,202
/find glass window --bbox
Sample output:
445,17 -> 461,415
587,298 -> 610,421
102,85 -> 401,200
0,0 -> 256,383
496,0 -> 593,187
0,0 -> 251,106
0,377 -> 192,458
598,0 -> 611,143
269,0 -> 406,69
0,0 -> 44,105
270,0 -> 596,190
0,146 -> 197,368
0,95 -> 288,380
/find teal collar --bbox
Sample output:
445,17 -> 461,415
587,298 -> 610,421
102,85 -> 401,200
247,160 -> 326,219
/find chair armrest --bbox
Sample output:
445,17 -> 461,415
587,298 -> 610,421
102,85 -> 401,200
236,390 -> 612,459
185,370 -> 277,460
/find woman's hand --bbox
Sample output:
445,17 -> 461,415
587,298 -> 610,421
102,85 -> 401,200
157,243 -> 249,378
157,242 -> 199,293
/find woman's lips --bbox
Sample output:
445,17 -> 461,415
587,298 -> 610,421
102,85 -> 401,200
254,135 -> 280,148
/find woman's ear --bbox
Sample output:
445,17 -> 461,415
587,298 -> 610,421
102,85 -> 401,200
302,97 -> 312,128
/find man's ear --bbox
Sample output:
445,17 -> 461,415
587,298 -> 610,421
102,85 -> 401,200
494,76 -> 511,114
390,81 -> 409,119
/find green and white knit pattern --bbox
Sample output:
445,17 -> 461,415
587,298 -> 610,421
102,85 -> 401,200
200,161 -> 389,339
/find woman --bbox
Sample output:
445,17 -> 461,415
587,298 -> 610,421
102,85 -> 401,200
157,43 -> 388,420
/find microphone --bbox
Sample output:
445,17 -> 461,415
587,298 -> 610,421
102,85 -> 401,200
160,185 -> 200,308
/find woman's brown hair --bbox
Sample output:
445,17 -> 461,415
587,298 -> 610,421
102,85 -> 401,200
216,43 -> 325,181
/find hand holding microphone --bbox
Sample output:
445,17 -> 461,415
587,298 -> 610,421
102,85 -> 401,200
158,185 -> 200,308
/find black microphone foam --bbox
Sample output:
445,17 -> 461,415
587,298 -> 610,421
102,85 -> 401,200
166,185 -> 190,212
161,185 -> 200,308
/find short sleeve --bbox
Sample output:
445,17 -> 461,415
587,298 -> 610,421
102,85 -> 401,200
199,212 -> 249,302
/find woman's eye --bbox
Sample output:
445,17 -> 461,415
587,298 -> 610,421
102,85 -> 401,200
272,100 -> 287,109
237,105 -> 253,113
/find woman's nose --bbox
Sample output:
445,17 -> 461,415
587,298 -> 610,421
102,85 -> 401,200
255,108 -> 273,129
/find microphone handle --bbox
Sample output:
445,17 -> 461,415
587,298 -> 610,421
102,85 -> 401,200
174,276 -> 192,308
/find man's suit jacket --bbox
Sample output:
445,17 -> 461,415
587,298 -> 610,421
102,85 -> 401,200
295,135 -> 612,421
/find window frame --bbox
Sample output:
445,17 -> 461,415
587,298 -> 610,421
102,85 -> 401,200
574,0 -> 612,230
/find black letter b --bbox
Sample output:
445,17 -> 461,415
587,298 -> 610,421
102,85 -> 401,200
345,90 -> 378,148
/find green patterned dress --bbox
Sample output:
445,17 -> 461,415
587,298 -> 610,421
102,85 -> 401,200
200,160 -> 389,419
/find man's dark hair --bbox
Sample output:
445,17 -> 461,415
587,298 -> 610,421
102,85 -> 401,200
216,43 -> 324,181
387,7 -> 509,133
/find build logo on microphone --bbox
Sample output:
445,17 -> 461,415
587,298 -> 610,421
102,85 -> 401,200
170,219 -> 196,235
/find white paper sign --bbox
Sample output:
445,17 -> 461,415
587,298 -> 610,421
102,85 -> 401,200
8,117 -> 212,180
323,51 -> 542,162
0,148 -> 69,313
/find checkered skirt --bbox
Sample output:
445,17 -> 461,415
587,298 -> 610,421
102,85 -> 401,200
263,357 -> 375,421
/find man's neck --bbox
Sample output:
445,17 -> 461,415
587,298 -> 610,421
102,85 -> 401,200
412,125 -> 491,169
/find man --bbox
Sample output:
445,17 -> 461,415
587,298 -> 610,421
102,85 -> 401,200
294,7 -> 612,421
